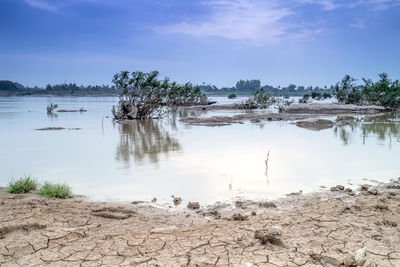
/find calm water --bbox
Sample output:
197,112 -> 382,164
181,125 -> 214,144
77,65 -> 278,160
0,96 -> 399,204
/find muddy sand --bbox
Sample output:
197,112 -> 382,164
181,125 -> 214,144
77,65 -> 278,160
1,179 -> 400,266
179,103 -> 386,127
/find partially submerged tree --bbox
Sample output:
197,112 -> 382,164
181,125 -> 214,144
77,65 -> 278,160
362,73 -> 400,109
333,75 -> 359,104
333,73 -> 400,109
112,71 -> 208,120
244,89 -> 274,109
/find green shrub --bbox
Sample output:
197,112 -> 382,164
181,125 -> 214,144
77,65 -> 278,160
7,176 -> 38,194
244,89 -> 273,109
362,73 -> 400,109
228,93 -> 237,99
37,182 -> 73,199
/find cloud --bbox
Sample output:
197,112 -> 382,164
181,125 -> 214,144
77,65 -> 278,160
155,0 -> 308,45
296,0 -> 339,10
24,0 -> 58,12
156,0 -> 400,45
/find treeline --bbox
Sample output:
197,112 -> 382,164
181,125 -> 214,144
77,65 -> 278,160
0,80 -> 117,96
199,79 -> 334,96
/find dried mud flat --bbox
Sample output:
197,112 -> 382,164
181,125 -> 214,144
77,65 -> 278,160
1,180 -> 400,266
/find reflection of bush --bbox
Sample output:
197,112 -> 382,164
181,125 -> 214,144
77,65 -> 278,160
334,113 -> 400,145
115,120 -> 181,165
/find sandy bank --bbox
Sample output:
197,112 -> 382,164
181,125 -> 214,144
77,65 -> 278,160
285,104 -> 386,114
1,179 -> 400,266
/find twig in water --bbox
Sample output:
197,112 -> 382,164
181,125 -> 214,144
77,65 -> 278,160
265,150 -> 270,185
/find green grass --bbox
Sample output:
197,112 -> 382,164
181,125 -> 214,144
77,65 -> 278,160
7,176 -> 38,194
37,182 -> 73,199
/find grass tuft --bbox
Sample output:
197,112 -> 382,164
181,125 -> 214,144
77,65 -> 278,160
37,182 -> 73,199
7,175 -> 38,194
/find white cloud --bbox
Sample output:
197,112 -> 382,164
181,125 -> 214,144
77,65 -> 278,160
155,0 -> 306,45
156,0 -> 400,45
24,0 -> 58,12
296,0 -> 339,10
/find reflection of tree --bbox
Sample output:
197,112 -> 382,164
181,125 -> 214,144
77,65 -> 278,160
115,120 -> 181,166
334,113 -> 400,146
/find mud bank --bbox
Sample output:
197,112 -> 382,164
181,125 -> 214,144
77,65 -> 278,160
285,104 -> 386,114
180,113 -> 317,126
1,179 -> 400,266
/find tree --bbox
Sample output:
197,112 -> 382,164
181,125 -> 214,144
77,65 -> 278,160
333,75 -> 358,104
235,79 -> 261,91
362,73 -> 400,109
112,71 -> 208,120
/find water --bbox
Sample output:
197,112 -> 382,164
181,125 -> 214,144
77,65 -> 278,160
0,96 -> 399,205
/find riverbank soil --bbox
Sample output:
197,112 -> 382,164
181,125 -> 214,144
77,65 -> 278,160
1,180 -> 400,266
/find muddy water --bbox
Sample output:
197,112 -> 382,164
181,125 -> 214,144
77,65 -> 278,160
0,96 -> 399,204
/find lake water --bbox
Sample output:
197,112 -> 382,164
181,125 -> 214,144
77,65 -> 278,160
0,96 -> 399,205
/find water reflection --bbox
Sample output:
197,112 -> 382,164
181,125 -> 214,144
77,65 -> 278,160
334,113 -> 400,147
115,120 -> 181,166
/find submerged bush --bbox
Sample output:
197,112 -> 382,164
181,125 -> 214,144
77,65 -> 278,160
299,94 -> 310,103
7,175 -> 38,194
37,182 -> 73,199
112,71 -> 208,120
362,73 -> 400,109
333,73 -> 400,109
244,89 -> 274,109
275,98 -> 294,113
228,93 -> 237,99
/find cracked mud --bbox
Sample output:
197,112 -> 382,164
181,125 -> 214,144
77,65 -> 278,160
1,180 -> 400,266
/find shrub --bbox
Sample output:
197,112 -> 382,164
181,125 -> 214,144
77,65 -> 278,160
299,94 -> 310,103
333,75 -> 363,105
322,93 -> 332,99
228,93 -> 237,99
362,73 -> 400,109
275,98 -> 294,113
7,175 -> 38,194
37,182 -> 73,199
112,71 -> 208,120
244,89 -> 274,109
311,92 -> 321,100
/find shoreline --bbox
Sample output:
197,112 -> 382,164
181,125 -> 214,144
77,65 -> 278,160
1,178 -> 400,266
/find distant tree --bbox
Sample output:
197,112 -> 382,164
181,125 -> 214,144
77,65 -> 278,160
236,79 -> 261,91
0,80 -> 19,91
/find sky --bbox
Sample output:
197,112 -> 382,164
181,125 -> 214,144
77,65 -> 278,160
0,0 -> 399,88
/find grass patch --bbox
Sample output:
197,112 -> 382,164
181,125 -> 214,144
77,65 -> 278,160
37,182 -> 73,199
7,175 -> 38,194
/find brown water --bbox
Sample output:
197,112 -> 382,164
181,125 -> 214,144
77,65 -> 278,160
0,96 -> 399,205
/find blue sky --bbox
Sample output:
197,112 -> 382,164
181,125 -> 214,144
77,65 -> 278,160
0,0 -> 399,87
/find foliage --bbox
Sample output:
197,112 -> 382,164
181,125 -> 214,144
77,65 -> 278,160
244,89 -> 274,109
362,73 -> 400,109
299,94 -> 310,103
275,98 -> 294,113
168,82 -> 207,107
333,75 -> 362,104
311,92 -> 321,100
228,93 -> 237,99
0,80 -> 117,96
322,93 -> 332,99
112,71 -> 208,120
37,182 -> 73,198
7,175 -> 38,194
236,80 -> 261,91
332,73 -> 400,109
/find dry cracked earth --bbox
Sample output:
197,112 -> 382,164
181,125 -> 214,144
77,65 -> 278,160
1,180 -> 400,266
